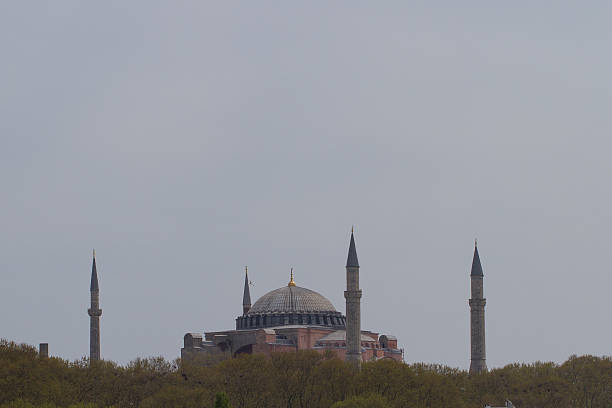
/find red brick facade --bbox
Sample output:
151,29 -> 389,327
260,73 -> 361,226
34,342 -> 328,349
182,326 -> 402,363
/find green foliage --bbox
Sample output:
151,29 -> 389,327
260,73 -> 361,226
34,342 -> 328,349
331,394 -> 390,408
330,394 -> 389,408
214,392 -> 231,408
2,338 -> 612,408
0,400 -> 55,408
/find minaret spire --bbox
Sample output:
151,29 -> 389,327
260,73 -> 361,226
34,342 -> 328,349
346,229 -> 359,268
471,240 -> 483,276
344,229 -> 362,366
469,240 -> 487,373
90,249 -> 99,292
88,250 -> 102,361
242,266 -> 251,315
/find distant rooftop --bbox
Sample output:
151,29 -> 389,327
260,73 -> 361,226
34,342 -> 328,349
317,330 -> 377,342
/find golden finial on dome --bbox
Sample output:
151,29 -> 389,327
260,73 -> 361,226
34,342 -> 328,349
288,267 -> 296,287
93,249 -> 96,259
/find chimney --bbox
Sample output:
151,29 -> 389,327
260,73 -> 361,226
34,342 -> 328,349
39,343 -> 49,358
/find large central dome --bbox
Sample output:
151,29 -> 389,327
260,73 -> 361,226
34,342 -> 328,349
236,280 -> 346,330
248,285 -> 338,314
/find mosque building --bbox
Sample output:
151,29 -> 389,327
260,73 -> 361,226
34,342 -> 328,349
181,231 -> 403,363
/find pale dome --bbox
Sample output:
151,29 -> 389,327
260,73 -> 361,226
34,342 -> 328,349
247,285 -> 338,315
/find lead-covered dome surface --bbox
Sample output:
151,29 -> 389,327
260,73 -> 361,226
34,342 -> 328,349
247,285 -> 338,314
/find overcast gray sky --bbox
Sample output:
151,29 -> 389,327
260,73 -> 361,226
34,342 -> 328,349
1,2 -> 611,369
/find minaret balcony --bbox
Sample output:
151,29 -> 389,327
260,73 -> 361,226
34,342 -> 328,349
344,290 -> 362,300
468,298 -> 486,307
88,308 -> 102,317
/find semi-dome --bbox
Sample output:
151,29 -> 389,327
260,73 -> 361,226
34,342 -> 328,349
248,285 -> 338,315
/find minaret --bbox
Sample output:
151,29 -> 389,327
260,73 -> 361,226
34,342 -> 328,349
88,250 -> 102,361
344,228 -> 362,365
243,266 -> 251,315
469,241 -> 487,373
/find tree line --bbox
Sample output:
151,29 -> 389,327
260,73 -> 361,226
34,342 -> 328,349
1,339 -> 611,408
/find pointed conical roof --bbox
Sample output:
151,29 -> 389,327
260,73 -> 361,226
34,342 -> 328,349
90,252 -> 99,292
346,230 -> 359,268
243,267 -> 251,306
470,242 -> 483,276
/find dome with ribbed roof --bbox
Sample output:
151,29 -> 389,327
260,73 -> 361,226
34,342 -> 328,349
248,285 -> 338,314
236,283 -> 345,330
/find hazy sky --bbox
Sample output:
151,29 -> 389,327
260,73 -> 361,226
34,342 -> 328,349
2,2 -> 611,369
